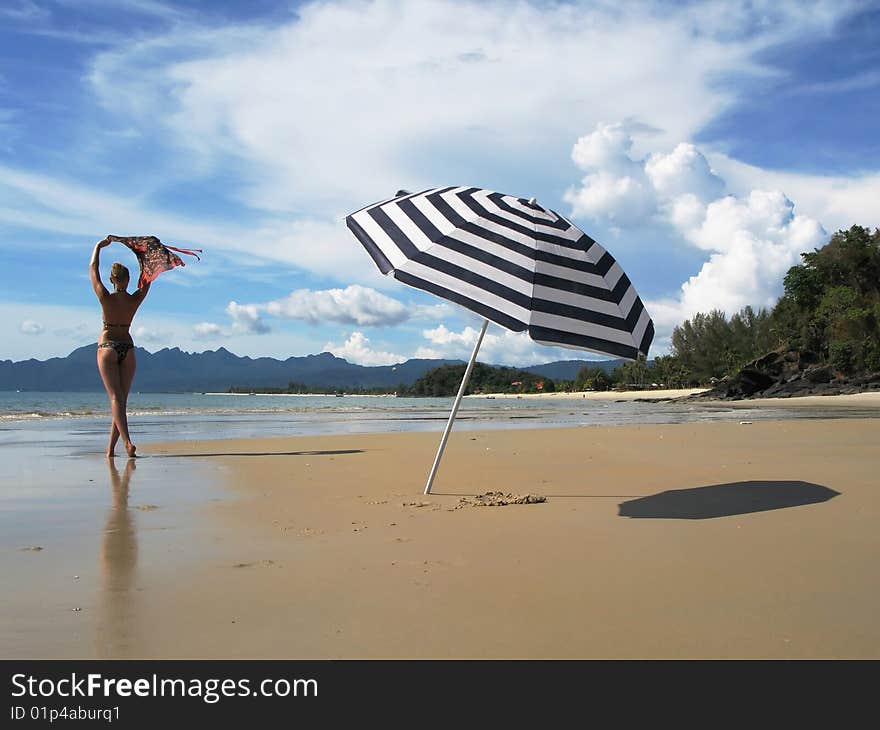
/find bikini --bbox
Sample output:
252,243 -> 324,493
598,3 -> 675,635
99,323 -> 134,363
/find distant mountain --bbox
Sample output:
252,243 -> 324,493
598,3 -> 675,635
0,345 -> 620,392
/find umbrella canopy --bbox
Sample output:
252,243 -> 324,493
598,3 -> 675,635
346,186 -> 653,360
346,185 -> 654,494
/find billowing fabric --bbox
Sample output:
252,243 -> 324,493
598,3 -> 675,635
106,235 -> 202,289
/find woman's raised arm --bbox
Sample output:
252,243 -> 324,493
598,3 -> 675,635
90,237 -> 111,300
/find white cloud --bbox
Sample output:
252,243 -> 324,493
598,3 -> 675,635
414,324 -> 562,366
564,124 -> 726,226
225,301 -> 270,334
705,154 -> 880,235
323,331 -> 404,366
193,322 -> 228,339
410,301 -> 457,321
19,319 -> 44,335
264,285 -> 408,326
86,0 -> 855,217
131,325 -> 166,343
1,0 -> 870,303
0,166 -> 388,288
645,143 -> 725,203
0,1 -> 49,21
564,123 -> 826,349
0,302 -> 106,360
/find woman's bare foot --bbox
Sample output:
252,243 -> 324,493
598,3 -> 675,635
125,442 -> 137,458
106,450 -> 116,459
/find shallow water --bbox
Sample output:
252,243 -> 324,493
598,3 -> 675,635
2,390 -> 876,457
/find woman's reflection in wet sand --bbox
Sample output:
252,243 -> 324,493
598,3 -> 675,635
96,458 -> 139,657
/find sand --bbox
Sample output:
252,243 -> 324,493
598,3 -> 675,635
5,415 -> 879,659
467,387 -> 707,401
469,388 -> 880,407
116,420 -> 880,657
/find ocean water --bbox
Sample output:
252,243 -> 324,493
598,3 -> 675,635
1,390 -> 877,456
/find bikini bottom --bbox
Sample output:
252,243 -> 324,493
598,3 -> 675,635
98,341 -> 134,364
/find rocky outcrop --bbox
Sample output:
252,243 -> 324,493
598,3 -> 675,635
685,349 -> 880,401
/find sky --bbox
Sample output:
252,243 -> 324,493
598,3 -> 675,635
1,0 -> 878,365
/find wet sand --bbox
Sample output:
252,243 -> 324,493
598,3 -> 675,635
6,417 -> 877,659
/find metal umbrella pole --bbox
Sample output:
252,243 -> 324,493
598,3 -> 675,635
423,319 -> 489,495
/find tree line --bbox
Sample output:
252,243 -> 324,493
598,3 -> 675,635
659,225 -> 880,386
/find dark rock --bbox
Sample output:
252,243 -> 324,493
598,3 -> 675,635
804,365 -> 833,384
736,368 -> 776,396
751,351 -> 786,377
677,344 -> 880,402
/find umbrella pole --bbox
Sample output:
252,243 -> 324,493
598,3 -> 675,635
423,318 -> 489,495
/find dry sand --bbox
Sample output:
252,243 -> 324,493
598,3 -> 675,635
467,387 -> 707,401
470,388 -> 880,407
106,418 -> 880,659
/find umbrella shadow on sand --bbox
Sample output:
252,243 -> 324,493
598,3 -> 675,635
618,480 -> 840,520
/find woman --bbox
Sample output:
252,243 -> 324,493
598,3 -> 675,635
90,237 -> 150,458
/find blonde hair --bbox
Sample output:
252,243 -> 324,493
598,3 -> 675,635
110,262 -> 130,285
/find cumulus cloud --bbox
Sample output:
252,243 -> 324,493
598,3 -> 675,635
564,122 -> 726,226
658,190 -> 825,318
264,285 -> 408,326
19,319 -> 44,335
193,322 -> 228,340
414,324 -> 560,366
645,142 -> 725,203
132,325 -> 165,343
565,123 -> 655,225
565,123 -> 825,346
225,301 -> 270,334
323,332 -> 404,366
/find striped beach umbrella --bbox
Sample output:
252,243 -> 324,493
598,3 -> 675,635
346,186 -> 654,493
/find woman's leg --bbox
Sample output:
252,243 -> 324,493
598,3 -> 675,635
107,423 -> 120,457
97,348 -> 135,457
119,351 -> 137,457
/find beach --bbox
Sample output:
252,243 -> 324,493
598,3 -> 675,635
3,401 -> 879,659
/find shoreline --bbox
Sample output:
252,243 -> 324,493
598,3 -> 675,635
465,387 -> 706,401
467,388 -> 880,407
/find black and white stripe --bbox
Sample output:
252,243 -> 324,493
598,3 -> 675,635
346,186 -> 654,360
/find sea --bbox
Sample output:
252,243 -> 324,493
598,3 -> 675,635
1,389 -> 877,456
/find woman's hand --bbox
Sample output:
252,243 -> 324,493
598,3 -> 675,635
97,237 -> 112,248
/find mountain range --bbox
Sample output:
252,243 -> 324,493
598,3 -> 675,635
0,345 -> 624,392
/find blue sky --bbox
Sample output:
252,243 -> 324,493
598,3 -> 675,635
1,0 -> 878,365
